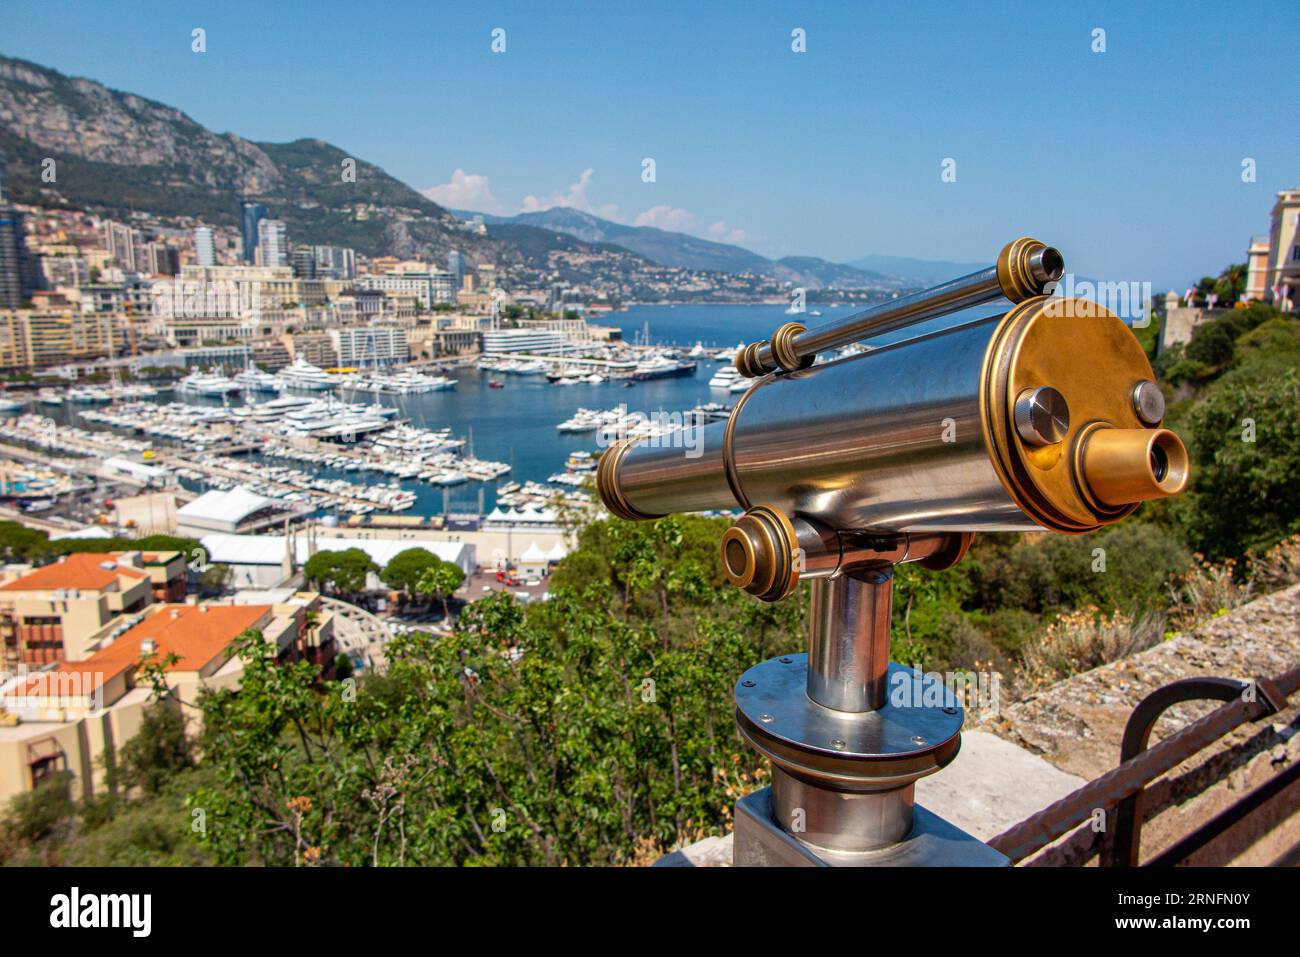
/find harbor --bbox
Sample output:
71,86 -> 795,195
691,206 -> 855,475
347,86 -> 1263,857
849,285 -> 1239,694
0,305 -> 836,534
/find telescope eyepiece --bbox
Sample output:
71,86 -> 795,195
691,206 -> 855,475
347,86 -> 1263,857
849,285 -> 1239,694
1080,427 -> 1189,507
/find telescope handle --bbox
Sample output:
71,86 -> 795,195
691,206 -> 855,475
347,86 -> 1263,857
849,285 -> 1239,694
738,237 -> 1064,377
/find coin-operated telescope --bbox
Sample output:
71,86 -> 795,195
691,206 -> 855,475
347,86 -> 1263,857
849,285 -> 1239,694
598,238 -> 1190,866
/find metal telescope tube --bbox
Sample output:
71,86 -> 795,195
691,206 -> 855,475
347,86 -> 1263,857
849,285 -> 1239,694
599,295 -> 1189,539
738,237 -> 1064,377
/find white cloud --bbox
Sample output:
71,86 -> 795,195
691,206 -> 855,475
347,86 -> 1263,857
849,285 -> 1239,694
633,205 -> 697,231
707,220 -> 750,244
519,168 -> 621,220
422,169 -> 504,214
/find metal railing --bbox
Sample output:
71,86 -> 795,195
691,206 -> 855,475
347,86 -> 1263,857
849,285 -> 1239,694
987,664 -> 1300,866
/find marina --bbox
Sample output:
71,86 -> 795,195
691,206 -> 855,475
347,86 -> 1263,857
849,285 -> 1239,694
0,305 -> 881,523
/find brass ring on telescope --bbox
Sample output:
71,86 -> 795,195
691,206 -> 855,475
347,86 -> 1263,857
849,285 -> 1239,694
735,341 -> 772,379
720,504 -> 801,602
769,321 -> 815,373
596,439 -> 661,521
996,237 -> 1059,303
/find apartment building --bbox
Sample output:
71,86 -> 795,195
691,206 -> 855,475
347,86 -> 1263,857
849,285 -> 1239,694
0,552 -> 174,665
0,594 -> 335,802
355,269 -> 455,308
329,325 -> 409,367
0,308 -> 126,370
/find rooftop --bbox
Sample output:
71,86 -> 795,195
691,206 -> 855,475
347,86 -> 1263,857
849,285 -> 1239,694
177,484 -> 278,524
0,553 -> 147,593
2,602 -> 275,707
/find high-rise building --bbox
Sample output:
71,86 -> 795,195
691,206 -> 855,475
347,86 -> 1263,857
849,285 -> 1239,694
240,201 -> 267,264
256,219 -> 288,267
0,205 -> 29,308
194,227 -> 216,267
448,250 -> 463,302
313,245 -> 356,280
291,246 -> 317,279
100,220 -> 143,271
143,242 -> 180,277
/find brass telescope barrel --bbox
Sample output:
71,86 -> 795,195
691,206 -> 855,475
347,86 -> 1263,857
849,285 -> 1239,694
737,237 -> 1064,377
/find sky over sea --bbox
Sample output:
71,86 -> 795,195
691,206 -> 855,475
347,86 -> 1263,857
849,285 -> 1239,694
3,0 -> 1296,291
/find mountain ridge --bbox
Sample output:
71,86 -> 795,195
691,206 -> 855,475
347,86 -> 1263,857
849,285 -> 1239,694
453,206 -> 980,289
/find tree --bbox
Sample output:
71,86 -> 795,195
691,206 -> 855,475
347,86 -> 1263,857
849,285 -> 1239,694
1,772 -> 76,848
1175,366 -> 1300,559
114,701 -> 195,796
415,559 -> 465,620
303,548 -> 377,596
380,547 -> 443,599
0,521 -> 51,562
196,562 -> 232,597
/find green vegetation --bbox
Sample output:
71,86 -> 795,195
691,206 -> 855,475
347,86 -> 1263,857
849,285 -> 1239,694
379,547 -> 447,598
0,523 -> 204,565
303,547 -> 378,596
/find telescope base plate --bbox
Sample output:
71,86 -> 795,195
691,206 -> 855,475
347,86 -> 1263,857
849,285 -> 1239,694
735,655 -> 964,790
733,787 -> 1009,867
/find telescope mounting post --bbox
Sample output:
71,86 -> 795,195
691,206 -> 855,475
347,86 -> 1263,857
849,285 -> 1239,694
731,553 -> 1008,866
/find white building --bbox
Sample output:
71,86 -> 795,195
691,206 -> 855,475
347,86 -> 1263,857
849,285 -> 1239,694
482,328 -> 568,354
355,270 -> 455,308
256,219 -> 289,268
329,326 -> 409,367
177,485 -> 307,536
194,227 -> 216,267
1264,189 -> 1300,310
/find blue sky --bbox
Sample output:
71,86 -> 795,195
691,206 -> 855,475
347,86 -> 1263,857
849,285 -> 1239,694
3,0 -> 1296,289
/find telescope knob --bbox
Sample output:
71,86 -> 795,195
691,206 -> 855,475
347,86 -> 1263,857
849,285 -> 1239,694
720,504 -> 802,602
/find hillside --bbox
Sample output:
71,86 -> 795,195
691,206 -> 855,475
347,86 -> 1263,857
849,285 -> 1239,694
3,54 -> 778,294
459,206 -> 911,291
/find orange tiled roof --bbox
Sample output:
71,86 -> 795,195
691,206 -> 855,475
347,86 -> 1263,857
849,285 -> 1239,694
10,659 -> 133,697
90,603 -> 273,674
0,553 -> 148,592
2,603 -> 274,705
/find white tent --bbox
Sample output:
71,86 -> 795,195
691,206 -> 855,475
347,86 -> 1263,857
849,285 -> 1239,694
544,542 -> 568,562
178,485 -> 279,534
519,542 -> 548,566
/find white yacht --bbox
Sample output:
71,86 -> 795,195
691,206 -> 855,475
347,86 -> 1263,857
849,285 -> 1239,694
713,342 -> 744,363
276,358 -> 337,392
709,365 -> 742,389
231,394 -> 317,421
178,370 -> 241,397
67,385 -> 114,404
235,366 -> 283,393
114,383 -> 159,399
